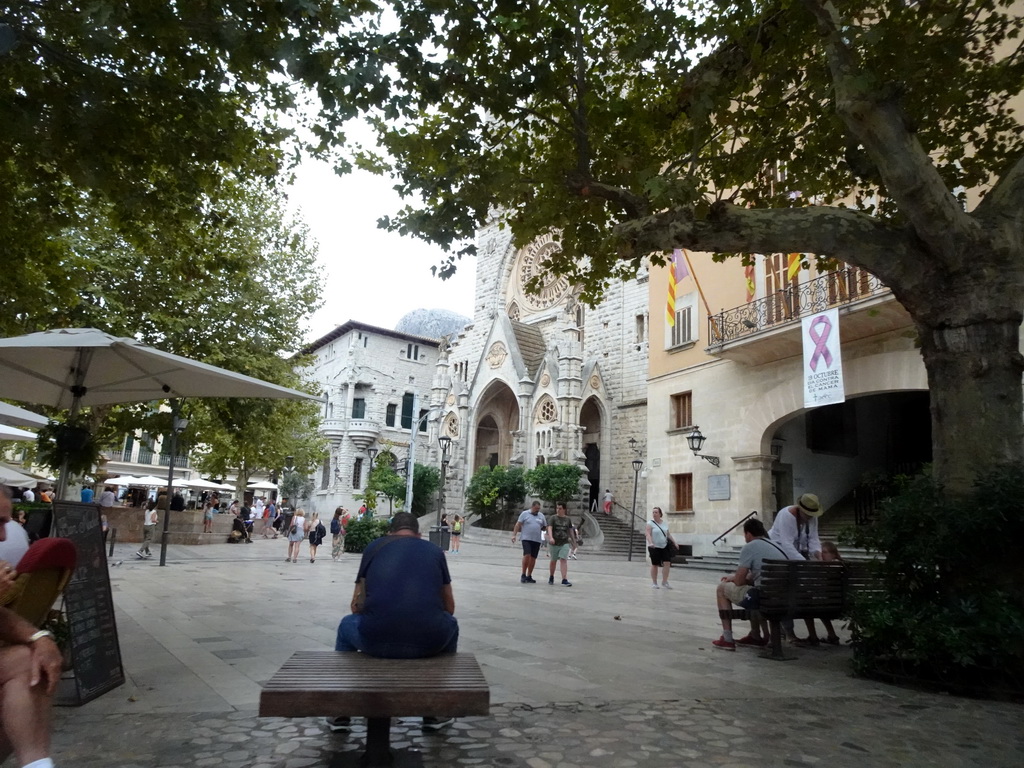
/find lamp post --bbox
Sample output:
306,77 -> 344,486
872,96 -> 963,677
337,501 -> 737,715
158,400 -> 189,567
686,426 -> 721,467
628,456 -> 643,562
437,435 -> 452,529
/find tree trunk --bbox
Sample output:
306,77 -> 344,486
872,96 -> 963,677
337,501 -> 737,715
918,317 -> 1024,494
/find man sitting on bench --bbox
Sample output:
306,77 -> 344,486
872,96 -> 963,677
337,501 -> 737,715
328,511 -> 458,733
711,518 -> 788,651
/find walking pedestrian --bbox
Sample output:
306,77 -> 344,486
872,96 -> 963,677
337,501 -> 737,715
511,501 -> 545,583
330,507 -> 347,561
645,507 -> 677,589
307,511 -> 326,563
286,508 -> 306,563
137,500 -> 157,559
546,502 -> 577,586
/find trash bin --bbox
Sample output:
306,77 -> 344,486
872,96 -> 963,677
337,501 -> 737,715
428,526 -> 451,551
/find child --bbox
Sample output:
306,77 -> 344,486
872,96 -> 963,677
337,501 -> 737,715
450,515 -> 462,554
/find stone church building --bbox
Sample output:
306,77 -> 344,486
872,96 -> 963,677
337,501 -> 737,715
431,220 -> 650,523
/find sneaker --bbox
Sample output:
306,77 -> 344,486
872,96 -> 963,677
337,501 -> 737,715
421,716 -> 454,731
521,574 -> 528,583
548,576 -> 554,585
712,636 -> 737,651
143,552 -> 152,559
524,576 -> 536,583
562,579 -> 572,587
661,582 -> 673,589
325,716 -> 352,732
650,583 -> 660,589
735,634 -> 769,647
135,551 -> 145,560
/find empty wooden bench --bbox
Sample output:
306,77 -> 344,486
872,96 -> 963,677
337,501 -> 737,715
260,651 -> 489,766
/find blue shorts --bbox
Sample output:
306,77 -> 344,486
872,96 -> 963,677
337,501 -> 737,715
521,540 -> 541,558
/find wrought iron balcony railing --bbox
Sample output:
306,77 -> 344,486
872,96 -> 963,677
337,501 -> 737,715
707,267 -> 888,345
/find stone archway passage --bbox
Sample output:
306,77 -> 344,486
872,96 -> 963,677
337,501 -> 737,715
473,381 -> 520,474
580,397 -> 603,512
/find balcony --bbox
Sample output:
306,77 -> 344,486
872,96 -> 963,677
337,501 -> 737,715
319,418 -> 381,449
706,268 -> 911,366
159,454 -> 189,468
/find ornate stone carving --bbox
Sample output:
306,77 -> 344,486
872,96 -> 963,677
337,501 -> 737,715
540,372 -> 550,387
590,374 -> 601,390
486,342 -> 508,368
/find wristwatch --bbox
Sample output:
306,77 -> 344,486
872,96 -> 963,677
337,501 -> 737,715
27,629 -> 56,644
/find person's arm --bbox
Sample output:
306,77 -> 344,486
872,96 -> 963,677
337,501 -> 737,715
645,522 -> 654,546
0,606 -> 63,695
441,583 -> 455,615
511,520 -> 521,542
807,518 -> 822,560
350,579 -> 366,614
722,565 -> 751,586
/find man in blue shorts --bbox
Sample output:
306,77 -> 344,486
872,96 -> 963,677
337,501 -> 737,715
511,500 -> 546,583
328,512 -> 458,732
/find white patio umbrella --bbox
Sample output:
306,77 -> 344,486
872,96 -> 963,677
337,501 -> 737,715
0,462 -> 38,486
0,328 -> 319,565
0,328 -> 316,409
0,402 -> 48,428
0,424 -> 36,441
247,479 -> 278,491
133,475 -> 173,487
105,476 -> 142,486
178,478 -> 230,491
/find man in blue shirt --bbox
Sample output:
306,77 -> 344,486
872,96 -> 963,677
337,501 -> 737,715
328,512 -> 458,732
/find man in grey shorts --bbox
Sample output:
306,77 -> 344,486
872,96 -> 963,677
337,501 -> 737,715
511,501 -> 546,583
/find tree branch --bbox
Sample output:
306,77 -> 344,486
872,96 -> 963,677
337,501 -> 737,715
801,0 -> 977,262
975,153 -> 1024,223
564,173 -> 650,219
614,200 -> 924,289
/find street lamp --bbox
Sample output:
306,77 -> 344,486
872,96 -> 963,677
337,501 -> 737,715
436,435 -> 453,531
628,456 -> 643,562
686,426 -> 721,467
159,401 -> 189,567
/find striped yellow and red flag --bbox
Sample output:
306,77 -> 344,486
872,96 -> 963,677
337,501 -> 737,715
787,253 -> 802,281
744,263 -> 755,302
666,249 -> 690,326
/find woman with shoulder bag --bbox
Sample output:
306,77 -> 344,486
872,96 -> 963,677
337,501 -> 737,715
307,511 -> 326,563
286,507 -> 306,564
645,506 -> 678,590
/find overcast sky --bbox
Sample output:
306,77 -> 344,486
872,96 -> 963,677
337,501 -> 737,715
286,158 -> 477,345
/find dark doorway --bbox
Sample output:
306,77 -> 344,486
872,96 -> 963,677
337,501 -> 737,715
585,443 -> 600,511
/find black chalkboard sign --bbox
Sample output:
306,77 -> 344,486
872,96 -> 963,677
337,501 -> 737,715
52,501 -> 125,706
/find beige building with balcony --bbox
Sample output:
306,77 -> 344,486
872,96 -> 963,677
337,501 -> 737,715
648,252 -> 930,555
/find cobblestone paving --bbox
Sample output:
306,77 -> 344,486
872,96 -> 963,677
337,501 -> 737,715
52,692 -> 1024,768
31,540 -> 1024,767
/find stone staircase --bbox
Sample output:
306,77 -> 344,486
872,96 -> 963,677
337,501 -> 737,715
591,514 -> 648,558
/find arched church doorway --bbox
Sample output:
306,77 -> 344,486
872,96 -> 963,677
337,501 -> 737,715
473,381 -> 520,473
580,397 -> 604,511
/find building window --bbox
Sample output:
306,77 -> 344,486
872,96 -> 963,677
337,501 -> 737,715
122,435 -> 134,462
406,343 -> 420,361
386,403 -> 397,427
635,313 -> 646,343
418,408 -> 429,432
667,292 -> 697,348
670,391 -> 693,430
353,458 -> 364,489
352,398 -> 366,419
671,473 -> 693,513
320,456 -> 331,490
401,392 -> 414,429
537,397 -> 557,423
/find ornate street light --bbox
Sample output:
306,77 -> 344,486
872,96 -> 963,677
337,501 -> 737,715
628,456 -> 644,562
436,435 -> 453,533
686,426 -> 720,467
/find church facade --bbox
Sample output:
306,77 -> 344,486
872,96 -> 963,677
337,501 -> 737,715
430,220 -> 650,523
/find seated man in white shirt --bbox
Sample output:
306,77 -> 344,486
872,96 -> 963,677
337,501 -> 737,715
0,488 -> 30,569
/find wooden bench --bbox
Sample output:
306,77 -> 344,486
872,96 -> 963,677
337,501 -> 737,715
722,560 -> 881,660
259,651 -> 489,766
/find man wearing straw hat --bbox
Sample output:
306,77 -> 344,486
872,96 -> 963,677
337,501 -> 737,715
768,493 -> 824,561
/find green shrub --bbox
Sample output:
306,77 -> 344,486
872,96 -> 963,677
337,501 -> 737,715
525,463 -> 583,505
848,468 -> 1024,696
343,517 -> 391,553
465,466 -> 526,529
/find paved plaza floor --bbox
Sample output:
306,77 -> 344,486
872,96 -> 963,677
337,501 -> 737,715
35,535 -> 1024,767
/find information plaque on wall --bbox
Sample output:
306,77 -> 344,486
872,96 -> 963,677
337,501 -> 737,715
52,501 -> 125,706
707,474 -> 731,501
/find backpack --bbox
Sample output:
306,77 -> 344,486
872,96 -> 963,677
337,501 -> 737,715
317,521 -> 327,539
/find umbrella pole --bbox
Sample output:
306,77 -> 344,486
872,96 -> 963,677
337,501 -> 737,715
55,348 -> 93,501
159,399 -> 184,567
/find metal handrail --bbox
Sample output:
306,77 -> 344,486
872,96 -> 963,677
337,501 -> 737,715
712,510 -> 758,546
707,267 -> 888,346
